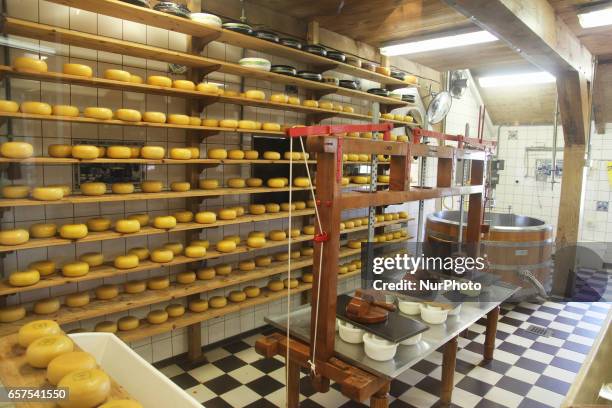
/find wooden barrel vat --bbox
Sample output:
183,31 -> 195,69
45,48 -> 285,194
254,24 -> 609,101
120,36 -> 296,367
425,211 -> 553,298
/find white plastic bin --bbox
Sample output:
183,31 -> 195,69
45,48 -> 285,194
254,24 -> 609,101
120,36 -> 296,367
70,333 -> 201,408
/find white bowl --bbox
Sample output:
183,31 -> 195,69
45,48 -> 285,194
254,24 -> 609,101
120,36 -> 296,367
363,333 -> 398,361
238,57 -> 271,71
338,320 -> 365,344
189,13 -> 222,28
400,333 -> 422,346
420,304 -> 449,324
398,300 -> 421,315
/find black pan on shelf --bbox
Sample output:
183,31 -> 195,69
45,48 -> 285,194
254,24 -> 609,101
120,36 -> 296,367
120,0 -> 150,7
271,65 -> 297,76
327,51 -> 346,63
153,2 -> 190,18
303,44 -> 327,57
297,71 -> 323,82
391,70 -> 406,81
222,22 -> 255,36
367,88 -> 389,97
255,30 -> 280,42
279,38 -> 302,50
339,80 -> 358,90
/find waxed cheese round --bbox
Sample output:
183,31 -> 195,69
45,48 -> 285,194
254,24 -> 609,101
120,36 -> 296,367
195,211 -> 216,224
147,75 -> 172,87
168,114 -> 190,125
83,107 -> 113,120
189,299 -> 208,312
147,276 -> 169,290
106,146 -> 131,159
124,280 -> 146,294
141,180 -> 163,193
151,249 -> 173,263
2,184 -> 30,198
81,182 -> 106,196
9,269 -> 40,287
111,182 -> 134,194
47,351 -> 97,385
142,112 -> 167,124
14,56 -> 48,73
199,179 -> 219,189
169,147 -> 191,159
153,216 -> 176,229
63,63 -> 93,77
26,334 -> 74,368
57,368 -> 111,408
170,181 -> 191,192
1,141 -> 34,158
104,69 -> 131,82
0,229 -> 29,245
127,247 -> 149,261
173,210 -> 194,223
147,310 -> 168,324
118,316 -> 140,331
29,260 -> 56,276
209,296 -> 227,308
52,105 -> 80,117
0,305 -> 26,323
62,262 -> 89,277
184,245 -> 206,258
263,151 -> 280,160
65,292 -> 90,308
0,100 -> 19,113
48,144 -> 73,158
29,223 -> 57,238
95,285 -> 118,300
59,224 -> 88,240
18,320 -> 62,348
71,145 -> 99,159
21,101 -> 52,115
207,148 -> 227,159
114,254 -> 139,269
166,304 -> 185,318
196,267 -> 215,280
216,239 -> 236,253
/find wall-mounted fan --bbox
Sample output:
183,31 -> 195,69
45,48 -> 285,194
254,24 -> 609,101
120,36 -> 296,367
449,70 -> 468,98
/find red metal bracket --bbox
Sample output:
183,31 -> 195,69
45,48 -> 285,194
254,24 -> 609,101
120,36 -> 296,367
314,232 -> 329,243
412,128 -> 497,153
285,123 -> 393,138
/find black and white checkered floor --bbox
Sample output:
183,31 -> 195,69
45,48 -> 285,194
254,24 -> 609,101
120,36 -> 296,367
153,298 -> 610,408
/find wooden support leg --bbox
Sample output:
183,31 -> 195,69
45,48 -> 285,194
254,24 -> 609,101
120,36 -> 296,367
186,322 -> 207,363
370,382 -> 390,408
287,359 -> 301,408
441,336 -> 458,405
484,306 -> 500,361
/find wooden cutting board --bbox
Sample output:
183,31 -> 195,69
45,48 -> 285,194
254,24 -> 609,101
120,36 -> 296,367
0,334 -> 131,408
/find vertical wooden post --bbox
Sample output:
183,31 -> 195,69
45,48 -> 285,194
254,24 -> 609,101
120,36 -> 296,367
436,158 -> 454,188
466,159 -> 485,255
440,336 -> 458,405
307,20 -> 319,45
287,359 -> 301,408
484,306 -> 499,361
389,144 -> 411,191
370,382 -> 391,408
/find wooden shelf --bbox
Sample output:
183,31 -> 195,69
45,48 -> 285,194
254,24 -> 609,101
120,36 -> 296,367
0,156 -> 316,165
0,186 -> 312,208
0,112 -> 285,136
45,0 -> 418,91
1,17 -> 410,108
0,209 -> 315,253
0,244 -> 370,337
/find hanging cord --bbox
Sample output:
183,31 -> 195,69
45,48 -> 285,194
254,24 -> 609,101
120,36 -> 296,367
285,136 -> 293,406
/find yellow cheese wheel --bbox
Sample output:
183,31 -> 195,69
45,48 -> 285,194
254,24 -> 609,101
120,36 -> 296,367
162,242 -> 183,256
196,267 -> 215,280
173,210 -> 194,223
127,247 -> 149,261
18,320 -> 62,348
59,224 -> 88,240
209,296 -> 227,309
169,147 -> 191,160
237,260 -> 255,272
262,151 -> 280,160
63,63 -> 92,77
153,216 -> 176,229
284,278 -> 299,288
218,209 -> 237,220
80,182 -> 106,196
280,203 -> 295,212
294,201 -> 306,210
247,236 -> 266,248
26,335 -> 74,368
268,230 -> 287,241
241,286 -> 259,298
151,249 -> 173,263
219,119 -> 238,128
2,184 -> 30,198
29,260 -> 56,276
187,147 -> 200,159
29,223 -> 57,238
195,211 -> 216,224
0,305 -> 26,323
267,178 -> 285,188
288,96 -> 301,105
167,114 -> 190,125
202,119 -> 219,127
255,256 -> 272,267
0,100 -> 19,113
72,145 -> 99,160
47,144 -> 72,158
270,93 -> 289,103
147,75 -> 172,87
20,101 -> 52,115
47,184 -> 71,197
47,351 -> 97,386
302,100 -> 318,108
238,120 -> 256,130
9,269 -> 40,287
249,204 -> 266,215
228,290 -> 246,302
287,228 -> 301,238
52,105 -> 80,117
184,245 -> 206,258
223,234 -> 241,245
166,304 -> 185,318
95,284 -> 118,300
111,182 -> 134,194
141,180 -> 163,193
176,271 -> 196,284
65,292 -> 90,308
294,177 -> 310,187
248,230 -> 263,237
245,89 -> 265,100
14,56 -> 48,73
227,149 -> 244,160
130,74 -> 143,84
147,309 -> 168,325
224,90 -> 239,97
262,122 -> 281,131
118,316 -> 140,331
87,217 -> 111,232
191,240 -> 210,249
114,109 -> 141,122
383,213 -> 393,221
139,146 -> 164,161
124,280 -> 146,294
95,321 -> 118,333
83,107 -> 113,120
267,280 -> 284,292
148,276 -> 170,290
196,82 -> 219,94
216,239 -> 236,253
142,112 -> 167,124
339,265 -> 349,274
302,225 -> 316,235
103,69 -> 131,82
33,297 -> 60,314
189,299 -> 209,312
227,178 -> 245,188
172,79 -> 195,90
207,148 -> 227,159
170,181 -> 191,192
1,141 -> 33,158
103,146 -> 130,160
265,203 -> 280,213
79,252 -> 104,267
343,106 -> 355,113
57,368 -> 110,408
114,254 -> 139,269
300,272 -> 314,283
62,262 -> 89,277
301,247 -> 314,256
0,229 -> 29,245
319,101 -> 333,110
347,240 -> 362,249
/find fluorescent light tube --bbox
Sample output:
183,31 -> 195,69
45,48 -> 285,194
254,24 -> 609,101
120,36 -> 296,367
380,31 -> 498,56
578,7 -> 612,28
478,72 -> 556,88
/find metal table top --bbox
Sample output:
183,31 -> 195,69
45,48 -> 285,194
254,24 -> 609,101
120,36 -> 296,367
266,283 -> 517,379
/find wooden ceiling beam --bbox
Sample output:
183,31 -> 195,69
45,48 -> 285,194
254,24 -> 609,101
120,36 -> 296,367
444,0 -> 594,81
